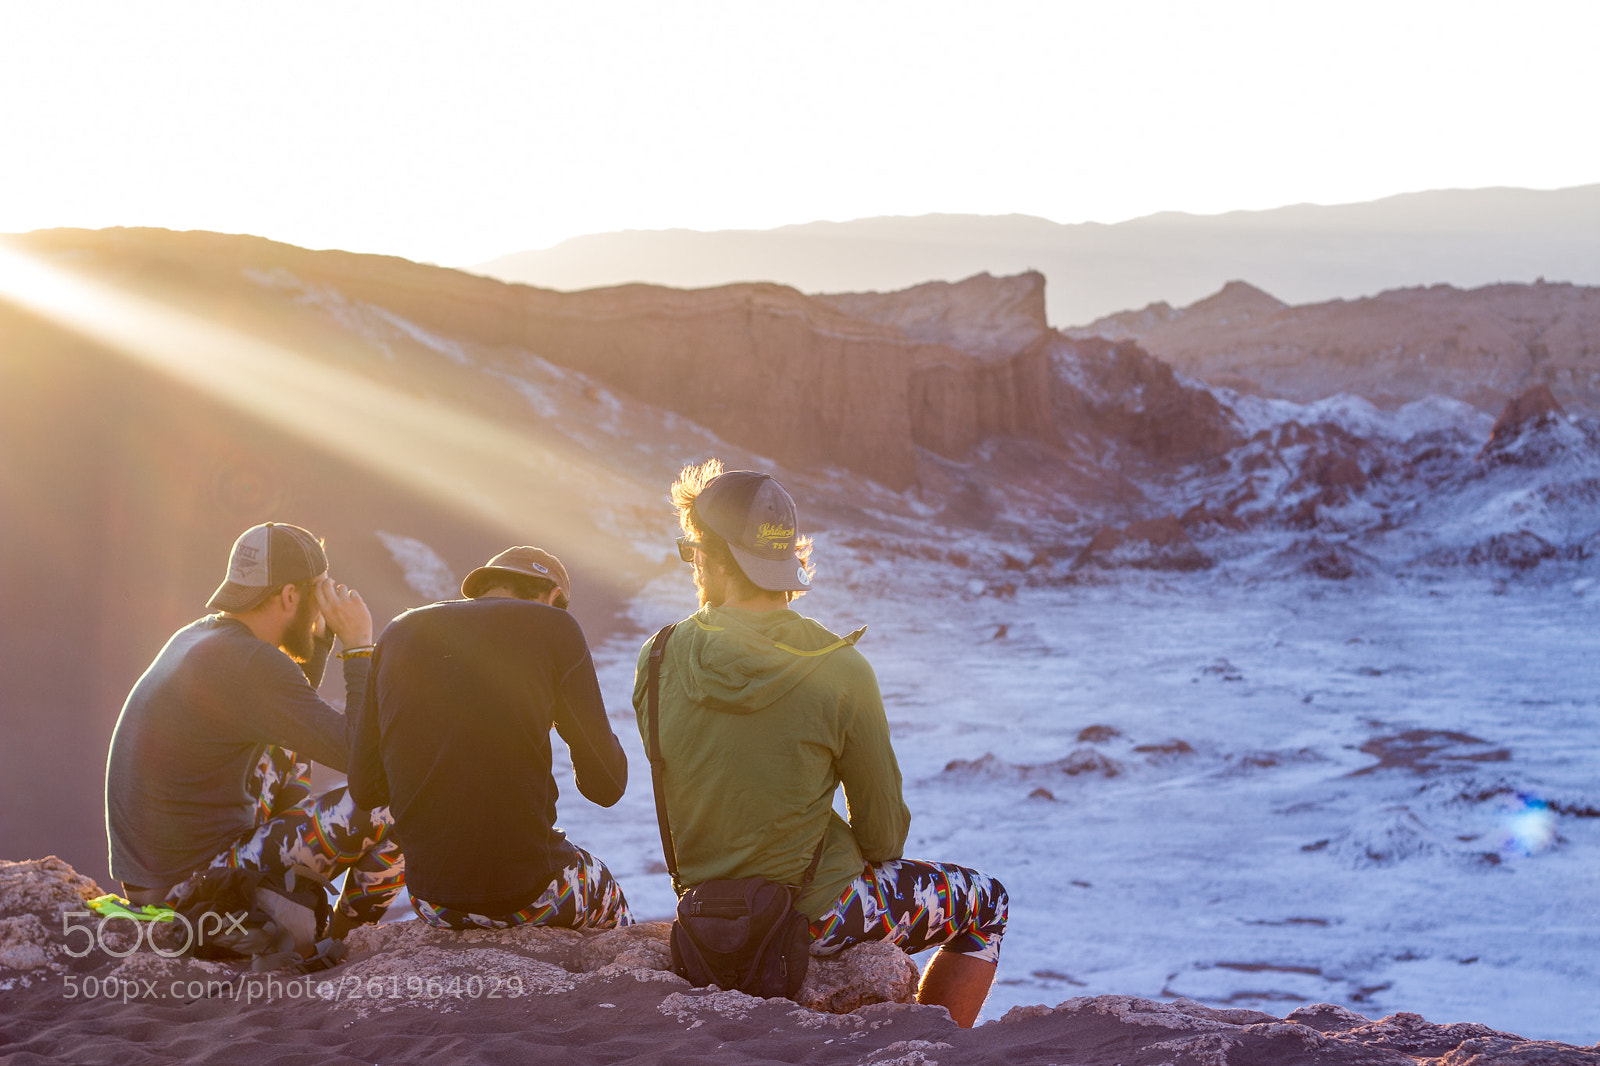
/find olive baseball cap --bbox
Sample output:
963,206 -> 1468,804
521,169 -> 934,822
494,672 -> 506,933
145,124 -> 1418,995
693,470 -> 813,592
461,546 -> 571,609
207,523 -> 328,612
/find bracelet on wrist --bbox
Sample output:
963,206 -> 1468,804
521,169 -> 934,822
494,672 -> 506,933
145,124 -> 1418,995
337,645 -> 375,660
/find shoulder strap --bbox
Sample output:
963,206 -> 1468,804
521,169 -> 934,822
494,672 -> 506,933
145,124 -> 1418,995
796,833 -> 827,892
645,623 -> 680,894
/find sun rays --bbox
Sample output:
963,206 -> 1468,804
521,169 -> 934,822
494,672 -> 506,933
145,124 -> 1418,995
0,241 -> 654,583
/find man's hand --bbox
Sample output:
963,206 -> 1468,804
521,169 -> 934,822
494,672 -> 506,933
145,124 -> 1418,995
315,574 -> 373,648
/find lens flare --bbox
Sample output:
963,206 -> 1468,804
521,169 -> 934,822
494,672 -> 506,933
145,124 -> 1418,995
1499,794 -> 1557,856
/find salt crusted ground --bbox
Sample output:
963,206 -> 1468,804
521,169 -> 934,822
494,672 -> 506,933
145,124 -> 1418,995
565,562 -> 1600,1046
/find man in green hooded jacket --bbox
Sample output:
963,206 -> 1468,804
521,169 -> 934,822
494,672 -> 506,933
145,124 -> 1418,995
633,460 -> 1007,1027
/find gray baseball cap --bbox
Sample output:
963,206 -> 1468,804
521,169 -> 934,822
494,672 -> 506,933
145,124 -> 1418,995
693,470 -> 812,592
207,523 -> 327,612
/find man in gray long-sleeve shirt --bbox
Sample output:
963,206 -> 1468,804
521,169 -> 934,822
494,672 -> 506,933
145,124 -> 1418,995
105,522 -> 405,933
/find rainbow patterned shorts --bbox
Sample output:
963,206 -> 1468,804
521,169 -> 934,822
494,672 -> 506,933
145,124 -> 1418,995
808,859 -> 1007,965
411,846 -> 633,931
179,746 -> 405,926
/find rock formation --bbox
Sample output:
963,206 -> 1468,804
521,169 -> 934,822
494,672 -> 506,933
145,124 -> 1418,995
1478,383 -> 1589,466
338,917 -> 920,1017
1049,337 -> 1243,466
0,856 -> 920,1012
1487,383 -> 1566,442
1073,515 -> 1210,572
815,272 -> 1060,462
815,271 -> 1051,362
5,858 -> 1595,1064
1070,278 -> 1600,413
6,230 -> 1244,492
995,997 -> 1600,1065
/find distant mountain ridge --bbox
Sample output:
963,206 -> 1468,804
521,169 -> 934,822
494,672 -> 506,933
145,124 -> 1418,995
472,185 -> 1600,327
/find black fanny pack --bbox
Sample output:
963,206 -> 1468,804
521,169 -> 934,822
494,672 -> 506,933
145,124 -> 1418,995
647,623 -> 824,1000
670,875 -> 815,998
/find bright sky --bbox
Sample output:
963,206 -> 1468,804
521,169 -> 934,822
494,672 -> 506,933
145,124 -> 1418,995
2,1 -> 1596,267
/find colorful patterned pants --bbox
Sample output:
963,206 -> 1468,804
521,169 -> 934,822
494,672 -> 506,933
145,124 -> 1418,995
808,859 -> 1007,965
167,746 -> 405,926
411,846 -> 633,931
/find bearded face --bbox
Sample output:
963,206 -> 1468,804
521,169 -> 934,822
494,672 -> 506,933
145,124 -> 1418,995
279,583 -> 321,662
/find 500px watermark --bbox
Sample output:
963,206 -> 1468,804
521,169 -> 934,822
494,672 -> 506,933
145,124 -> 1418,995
58,971 -> 531,1004
60,973 -> 317,1003
56,912 -> 531,1003
60,909 -> 246,958
318,973 -> 530,1000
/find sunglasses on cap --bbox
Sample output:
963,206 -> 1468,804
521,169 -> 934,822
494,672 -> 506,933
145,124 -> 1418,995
676,537 -> 702,564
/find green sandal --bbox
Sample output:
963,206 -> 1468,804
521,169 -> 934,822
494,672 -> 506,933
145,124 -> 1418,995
86,893 -> 178,922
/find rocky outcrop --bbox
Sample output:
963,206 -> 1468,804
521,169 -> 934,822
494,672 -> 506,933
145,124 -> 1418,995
1488,383 -> 1567,442
0,857 -> 101,922
1276,537 -> 1382,581
1479,384 -> 1586,466
1179,501 -> 1249,534
809,272 -> 1240,471
0,857 -> 917,1015
1050,337 -> 1244,466
815,271 -> 1050,362
813,272 -> 1060,461
339,918 -> 919,1016
1069,278 -> 1600,413
1202,418 -> 1388,535
6,858 -> 1597,1063
1084,280 -> 1286,343
1073,515 -> 1211,571
0,857 -> 103,971
906,334 -> 1058,459
791,941 -> 921,1014
10,228 -> 936,489
996,997 -> 1600,1065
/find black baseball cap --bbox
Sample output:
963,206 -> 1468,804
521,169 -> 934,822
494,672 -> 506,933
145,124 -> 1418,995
693,470 -> 812,592
207,523 -> 328,612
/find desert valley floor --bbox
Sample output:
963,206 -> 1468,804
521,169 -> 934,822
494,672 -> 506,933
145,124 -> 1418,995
542,559 -> 1600,1043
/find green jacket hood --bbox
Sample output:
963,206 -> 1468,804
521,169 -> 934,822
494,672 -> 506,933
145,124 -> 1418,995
676,606 -> 866,714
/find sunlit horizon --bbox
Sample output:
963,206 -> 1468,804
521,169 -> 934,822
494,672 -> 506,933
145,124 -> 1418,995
9,176 -> 1600,272
2,2 -> 1597,267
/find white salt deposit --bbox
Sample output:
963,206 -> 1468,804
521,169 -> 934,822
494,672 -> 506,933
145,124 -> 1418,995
375,531 -> 460,603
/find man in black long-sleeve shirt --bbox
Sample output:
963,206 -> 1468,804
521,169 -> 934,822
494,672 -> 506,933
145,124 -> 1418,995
106,522 -> 404,932
350,546 -> 631,929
